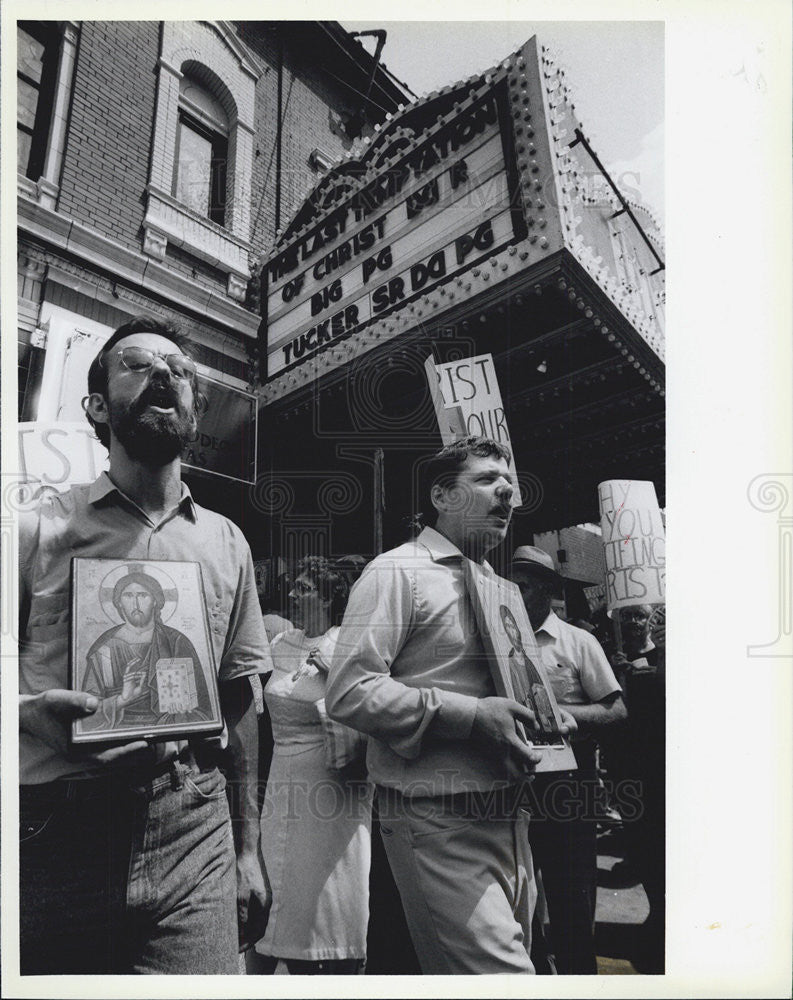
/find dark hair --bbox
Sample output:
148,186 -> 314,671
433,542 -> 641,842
297,555 -> 350,627
112,572 -> 165,619
84,316 -> 199,448
335,554 -> 369,590
421,436 -> 511,524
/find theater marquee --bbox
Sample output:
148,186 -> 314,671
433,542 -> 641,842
260,35 -> 664,408
263,85 -> 527,378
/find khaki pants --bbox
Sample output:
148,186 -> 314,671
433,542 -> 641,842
377,787 -> 535,974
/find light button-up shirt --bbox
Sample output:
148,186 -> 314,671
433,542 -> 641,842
533,611 -> 620,706
327,527 -> 520,796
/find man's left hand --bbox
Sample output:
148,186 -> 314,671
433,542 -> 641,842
236,848 -> 271,953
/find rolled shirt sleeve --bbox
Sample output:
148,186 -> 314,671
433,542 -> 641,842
326,557 -> 478,760
577,631 -> 621,703
217,527 -> 274,683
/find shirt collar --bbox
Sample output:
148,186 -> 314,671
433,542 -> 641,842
88,471 -> 197,522
535,610 -> 561,638
416,526 -> 494,574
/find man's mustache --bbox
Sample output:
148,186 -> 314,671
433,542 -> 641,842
132,381 -> 183,416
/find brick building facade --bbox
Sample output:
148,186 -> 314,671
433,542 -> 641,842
17,20 -> 409,535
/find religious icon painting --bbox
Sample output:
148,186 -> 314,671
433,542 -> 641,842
69,557 -> 223,745
462,559 -> 577,773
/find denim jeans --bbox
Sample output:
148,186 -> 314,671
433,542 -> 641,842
20,758 -> 238,974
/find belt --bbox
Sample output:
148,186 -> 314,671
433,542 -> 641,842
21,745 -> 218,805
377,783 -> 531,821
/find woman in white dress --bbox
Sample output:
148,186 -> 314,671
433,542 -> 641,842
250,556 -> 372,975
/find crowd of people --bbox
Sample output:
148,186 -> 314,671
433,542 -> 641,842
18,317 -> 665,975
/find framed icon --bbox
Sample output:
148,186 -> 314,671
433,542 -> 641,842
69,558 -> 223,745
463,559 -> 577,773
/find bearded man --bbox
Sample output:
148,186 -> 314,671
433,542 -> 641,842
19,317 -> 272,973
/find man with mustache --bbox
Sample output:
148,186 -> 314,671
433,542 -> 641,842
18,317 -> 272,973
327,437 -> 576,974
82,570 -> 211,730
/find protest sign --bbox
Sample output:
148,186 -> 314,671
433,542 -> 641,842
18,422 -> 109,501
598,479 -> 665,611
424,353 -> 522,505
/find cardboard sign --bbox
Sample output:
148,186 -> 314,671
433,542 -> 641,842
598,479 -> 665,611
425,353 -> 522,505
18,422 -> 109,500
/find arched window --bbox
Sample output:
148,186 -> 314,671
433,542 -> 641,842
143,22 -> 262,302
174,72 -> 229,225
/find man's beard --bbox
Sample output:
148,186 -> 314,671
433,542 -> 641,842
526,595 -> 552,630
622,623 -> 650,650
109,381 -> 196,465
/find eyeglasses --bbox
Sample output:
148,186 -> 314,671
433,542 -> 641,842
290,579 -> 317,597
112,347 -> 197,380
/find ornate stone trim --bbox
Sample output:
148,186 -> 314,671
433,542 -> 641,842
19,197 -> 259,338
143,186 -> 250,281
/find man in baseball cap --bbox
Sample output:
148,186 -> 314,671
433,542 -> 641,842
509,545 -> 626,975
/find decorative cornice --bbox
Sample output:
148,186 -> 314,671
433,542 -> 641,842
206,21 -> 265,82
143,187 -> 251,278
157,55 -> 183,78
18,193 -> 259,338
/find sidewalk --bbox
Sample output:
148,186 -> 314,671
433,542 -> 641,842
595,825 -> 652,975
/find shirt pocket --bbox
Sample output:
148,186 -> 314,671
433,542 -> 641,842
27,591 -> 70,630
546,661 -> 582,703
